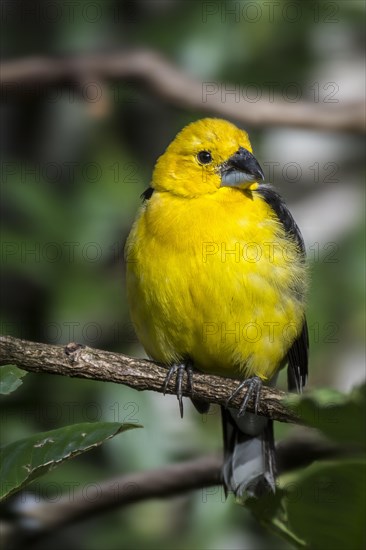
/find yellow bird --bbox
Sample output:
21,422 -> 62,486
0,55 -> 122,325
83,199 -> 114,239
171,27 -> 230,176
126,118 -> 309,497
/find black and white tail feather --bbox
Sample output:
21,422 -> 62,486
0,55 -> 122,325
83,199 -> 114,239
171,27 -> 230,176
221,403 -> 277,498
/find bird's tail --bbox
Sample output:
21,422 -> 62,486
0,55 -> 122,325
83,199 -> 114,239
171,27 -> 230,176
221,406 -> 276,498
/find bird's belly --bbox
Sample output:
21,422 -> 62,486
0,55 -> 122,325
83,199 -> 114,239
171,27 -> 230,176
127,216 -> 305,381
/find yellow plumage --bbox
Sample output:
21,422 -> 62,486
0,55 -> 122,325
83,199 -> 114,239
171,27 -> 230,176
126,118 -> 307,381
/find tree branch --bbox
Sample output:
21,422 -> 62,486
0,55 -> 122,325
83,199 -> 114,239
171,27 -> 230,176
1,50 -> 364,133
19,455 -> 223,533
0,335 -> 299,424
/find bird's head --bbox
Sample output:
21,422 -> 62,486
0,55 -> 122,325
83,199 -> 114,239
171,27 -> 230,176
152,118 -> 264,198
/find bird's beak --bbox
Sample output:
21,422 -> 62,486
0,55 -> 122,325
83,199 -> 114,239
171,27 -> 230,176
220,147 -> 265,188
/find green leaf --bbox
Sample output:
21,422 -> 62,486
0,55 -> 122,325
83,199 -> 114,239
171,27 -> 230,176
285,383 -> 366,447
0,421 -> 141,501
248,459 -> 366,549
285,459 -> 366,550
0,365 -> 27,395
246,489 -> 306,548
248,384 -> 366,548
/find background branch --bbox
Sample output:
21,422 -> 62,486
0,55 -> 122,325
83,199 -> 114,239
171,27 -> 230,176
1,50 -> 364,133
0,335 -> 299,424
1,437 -> 351,548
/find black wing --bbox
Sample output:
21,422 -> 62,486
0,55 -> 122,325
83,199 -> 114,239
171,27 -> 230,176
287,320 -> 309,392
255,184 -> 305,255
256,184 -> 308,392
141,187 -> 154,201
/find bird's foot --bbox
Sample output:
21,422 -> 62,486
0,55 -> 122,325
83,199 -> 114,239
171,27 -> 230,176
226,376 -> 263,416
163,362 -> 193,418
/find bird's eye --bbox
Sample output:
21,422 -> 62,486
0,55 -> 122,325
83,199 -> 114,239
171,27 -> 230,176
197,151 -> 212,164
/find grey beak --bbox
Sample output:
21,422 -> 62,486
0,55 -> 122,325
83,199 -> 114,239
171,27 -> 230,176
220,147 -> 265,187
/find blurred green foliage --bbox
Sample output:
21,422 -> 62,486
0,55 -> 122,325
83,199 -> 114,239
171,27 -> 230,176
1,0 -> 365,548
0,420 -> 139,500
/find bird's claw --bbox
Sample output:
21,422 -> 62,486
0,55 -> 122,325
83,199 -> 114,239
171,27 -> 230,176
163,362 -> 193,418
226,376 -> 263,416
